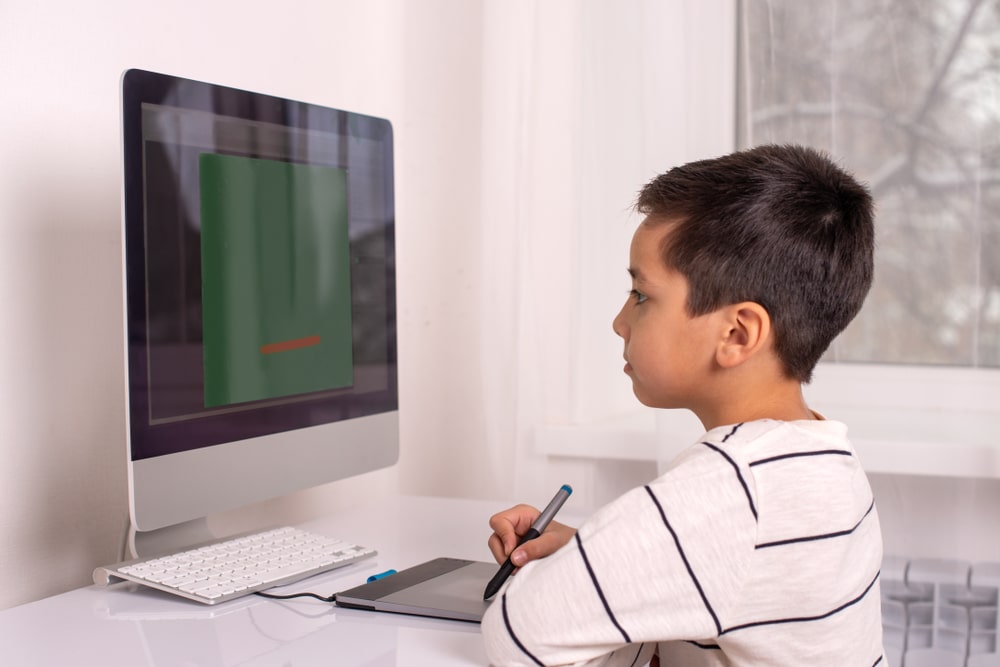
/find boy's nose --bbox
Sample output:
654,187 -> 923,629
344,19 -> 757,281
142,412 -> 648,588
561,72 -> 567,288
612,307 -> 626,339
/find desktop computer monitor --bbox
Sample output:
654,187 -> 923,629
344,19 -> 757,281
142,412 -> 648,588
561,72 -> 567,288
120,69 -> 398,550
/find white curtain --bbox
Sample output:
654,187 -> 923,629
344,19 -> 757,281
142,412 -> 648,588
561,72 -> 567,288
476,0 -> 737,507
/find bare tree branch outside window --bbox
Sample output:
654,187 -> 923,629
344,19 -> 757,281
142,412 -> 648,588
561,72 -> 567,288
739,0 -> 1000,367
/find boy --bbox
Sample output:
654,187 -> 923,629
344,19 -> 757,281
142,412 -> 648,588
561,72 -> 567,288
482,145 -> 884,666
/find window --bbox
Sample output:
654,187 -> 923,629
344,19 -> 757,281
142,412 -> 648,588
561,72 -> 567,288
739,0 -> 1000,367
529,1 -> 1000,495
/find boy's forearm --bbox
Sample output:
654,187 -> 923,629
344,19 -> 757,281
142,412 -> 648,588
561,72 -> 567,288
482,594 -> 656,667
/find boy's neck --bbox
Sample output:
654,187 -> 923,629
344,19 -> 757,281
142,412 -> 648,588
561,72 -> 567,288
693,370 -> 816,432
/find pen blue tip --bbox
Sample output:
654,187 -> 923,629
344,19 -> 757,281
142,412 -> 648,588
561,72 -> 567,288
561,484 -> 573,495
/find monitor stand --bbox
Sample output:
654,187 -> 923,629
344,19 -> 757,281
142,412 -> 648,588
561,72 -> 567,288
128,517 -> 220,559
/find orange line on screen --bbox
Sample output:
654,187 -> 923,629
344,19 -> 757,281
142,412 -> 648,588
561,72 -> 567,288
260,335 -> 322,355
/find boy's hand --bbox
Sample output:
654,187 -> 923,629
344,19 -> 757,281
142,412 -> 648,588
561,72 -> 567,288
487,504 -> 576,567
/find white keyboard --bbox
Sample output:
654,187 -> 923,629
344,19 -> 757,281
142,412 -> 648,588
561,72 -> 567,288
94,526 -> 376,605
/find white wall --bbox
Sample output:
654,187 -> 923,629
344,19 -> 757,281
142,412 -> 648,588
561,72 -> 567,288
0,0 -> 494,610
6,0 -> 988,614
0,0 -> 745,610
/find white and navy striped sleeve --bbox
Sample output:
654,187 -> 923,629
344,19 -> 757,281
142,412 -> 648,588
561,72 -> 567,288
480,419 -> 884,667
481,428 -> 758,666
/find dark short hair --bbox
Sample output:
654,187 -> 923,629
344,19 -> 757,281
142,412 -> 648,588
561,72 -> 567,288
636,144 -> 874,383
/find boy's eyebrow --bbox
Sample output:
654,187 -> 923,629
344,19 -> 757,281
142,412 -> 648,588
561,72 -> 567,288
627,267 -> 643,281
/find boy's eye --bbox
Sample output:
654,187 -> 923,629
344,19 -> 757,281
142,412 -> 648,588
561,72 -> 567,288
630,289 -> 648,304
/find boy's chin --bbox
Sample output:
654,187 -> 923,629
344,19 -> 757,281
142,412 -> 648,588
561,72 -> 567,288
632,391 -> 670,409
632,389 -> 686,411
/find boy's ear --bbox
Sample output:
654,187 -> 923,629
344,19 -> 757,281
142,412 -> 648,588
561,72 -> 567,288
716,302 -> 771,369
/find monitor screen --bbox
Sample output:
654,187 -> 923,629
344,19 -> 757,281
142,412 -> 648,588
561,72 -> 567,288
121,69 -> 398,536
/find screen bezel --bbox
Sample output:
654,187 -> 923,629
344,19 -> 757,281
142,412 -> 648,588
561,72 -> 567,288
121,69 -> 399,533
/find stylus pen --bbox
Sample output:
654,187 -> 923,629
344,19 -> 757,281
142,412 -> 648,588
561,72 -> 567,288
483,484 -> 573,600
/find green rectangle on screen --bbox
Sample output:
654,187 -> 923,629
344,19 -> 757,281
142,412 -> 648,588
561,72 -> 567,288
200,153 -> 354,408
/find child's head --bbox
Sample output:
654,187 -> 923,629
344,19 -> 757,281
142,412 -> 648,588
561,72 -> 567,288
634,144 -> 874,383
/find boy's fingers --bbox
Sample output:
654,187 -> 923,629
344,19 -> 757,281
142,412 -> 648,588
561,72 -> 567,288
488,504 -> 541,555
487,533 -> 505,563
511,529 -> 567,566
487,530 -> 520,564
510,546 -> 531,567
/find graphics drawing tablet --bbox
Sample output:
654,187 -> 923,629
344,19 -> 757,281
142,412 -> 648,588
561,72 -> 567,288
335,557 -> 495,623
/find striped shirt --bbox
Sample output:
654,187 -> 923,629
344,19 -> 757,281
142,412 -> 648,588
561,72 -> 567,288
481,419 -> 884,666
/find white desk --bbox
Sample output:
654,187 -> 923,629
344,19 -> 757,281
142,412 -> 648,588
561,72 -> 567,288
0,495 -> 537,666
